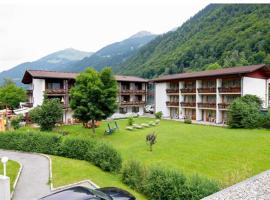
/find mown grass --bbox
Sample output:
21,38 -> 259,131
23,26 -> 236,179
0,160 -> 20,190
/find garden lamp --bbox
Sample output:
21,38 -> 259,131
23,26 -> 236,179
1,156 -> 8,177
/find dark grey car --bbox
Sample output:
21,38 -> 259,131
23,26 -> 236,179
39,186 -> 136,200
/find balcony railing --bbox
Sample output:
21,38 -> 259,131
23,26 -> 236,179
197,88 -> 216,93
180,88 -> 196,93
198,102 -> 216,108
120,101 -> 145,105
218,87 -> 241,93
45,89 -> 67,95
166,88 -> 179,94
180,102 -> 196,107
218,103 -> 230,109
166,101 -> 179,106
22,102 -> 33,108
120,90 -> 146,95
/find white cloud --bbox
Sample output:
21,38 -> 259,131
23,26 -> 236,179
0,0 -> 211,72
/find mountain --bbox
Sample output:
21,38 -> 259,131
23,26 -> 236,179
0,48 -> 93,86
118,4 -> 270,78
63,31 -> 156,72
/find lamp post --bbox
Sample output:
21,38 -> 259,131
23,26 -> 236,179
1,157 -> 8,177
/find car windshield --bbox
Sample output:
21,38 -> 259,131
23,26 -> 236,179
91,189 -> 112,200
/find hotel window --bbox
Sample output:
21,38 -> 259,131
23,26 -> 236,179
132,106 -> 139,113
47,82 -> 61,90
119,107 -> 127,114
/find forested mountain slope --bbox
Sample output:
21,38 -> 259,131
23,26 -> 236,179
118,4 -> 270,78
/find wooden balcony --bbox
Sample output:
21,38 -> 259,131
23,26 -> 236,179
120,101 -> 145,106
180,88 -> 196,93
45,89 -> 67,95
166,88 -> 179,94
26,89 -> 33,95
22,102 -> 33,108
218,103 -> 230,110
197,88 -> 216,93
180,102 -> 196,107
198,102 -> 216,108
166,101 -> 179,107
218,87 -> 241,93
120,90 -> 146,95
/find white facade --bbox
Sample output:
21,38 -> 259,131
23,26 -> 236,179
155,82 -> 169,117
32,78 -> 45,107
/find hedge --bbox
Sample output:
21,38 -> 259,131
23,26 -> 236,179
0,131 -> 122,172
121,160 -> 220,200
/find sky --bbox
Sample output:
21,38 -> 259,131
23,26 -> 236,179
0,0 -> 267,72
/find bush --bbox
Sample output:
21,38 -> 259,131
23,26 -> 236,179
122,160 -> 146,191
127,117 -> 134,126
29,98 -> 63,131
186,175 -> 220,200
11,115 -> 23,130
92,143 -> 122,172
184,118 -> 192,124
228,95 -> 263,128
0,131 -> 121,172
155,111 -> 163,119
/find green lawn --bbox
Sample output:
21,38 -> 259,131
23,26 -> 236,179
55,117 -> 270,187
0,160 -> 20,190
50,155 -> 146,200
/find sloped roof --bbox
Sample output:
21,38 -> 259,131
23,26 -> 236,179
152,64 -> 270,81
22,70 -> 148,84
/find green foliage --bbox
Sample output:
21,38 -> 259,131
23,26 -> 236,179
184,118 -> 192,124
122,160 -> 146,191
70,67 -> 118,133
206,62 -> 222,70
91,142 -> 122,172
121,161 -> 220,200
11,115 -> 23,130
118,5 -> 270,78
0,131 -> 122,172
154,111 -> 163,119
127,117 -> 134,126
146,132 -> 157,151
228,95 -> 262,128
0,79 -> 26,109
29,98 -> 63,131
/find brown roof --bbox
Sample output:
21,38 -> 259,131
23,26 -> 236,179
152,64 -> 270,81
22,70 -> 148,84
114,75 -> 148,82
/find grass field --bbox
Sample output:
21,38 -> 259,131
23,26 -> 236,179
50,155 -> 146,200
55,117 -> 270,187
0,160 -> 20,190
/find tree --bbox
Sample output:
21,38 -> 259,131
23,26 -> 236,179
206,62 -> 222,70
70,67 -> 118,133
0,79 -> 26,109
29,98 -> 63,131
228,95 -> 262,128
146,132 -> 157,151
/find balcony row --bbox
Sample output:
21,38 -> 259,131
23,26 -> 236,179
120,90 -> 146,95
120,101 -> 145,106
166,101 -> 230,109
166,87 -> 241,94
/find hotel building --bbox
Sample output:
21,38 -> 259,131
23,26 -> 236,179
153,64 -> 270,124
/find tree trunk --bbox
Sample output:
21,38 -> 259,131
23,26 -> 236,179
91,119 -> 96,134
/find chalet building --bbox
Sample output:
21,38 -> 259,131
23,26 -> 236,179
21,70 -> 148,123
152,64 -> 270,124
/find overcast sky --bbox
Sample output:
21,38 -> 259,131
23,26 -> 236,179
0,0 -> 266,72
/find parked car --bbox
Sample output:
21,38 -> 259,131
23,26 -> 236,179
144,105 -> 154,114
39,186 -> 136,200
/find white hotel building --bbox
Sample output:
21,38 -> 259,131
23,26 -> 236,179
153,64 -> 270,124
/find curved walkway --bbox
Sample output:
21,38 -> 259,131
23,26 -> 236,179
0,150 -> 50,200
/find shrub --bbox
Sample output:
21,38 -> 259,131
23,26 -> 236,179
92,142 -> 122,172
186,175 -> 220,200
127,117 -> 134,126
29,98 -> 63,131
11,115 -> 23,130
0,131 -> 121,172
144,167 -> 187,200
184,118 -> 192,124
146,132 -> 157,151
228,95 -> 262,128
154,111 -> 163,119
122,160 -> 146,191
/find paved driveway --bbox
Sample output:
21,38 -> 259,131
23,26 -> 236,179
0,150 -> 50,200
